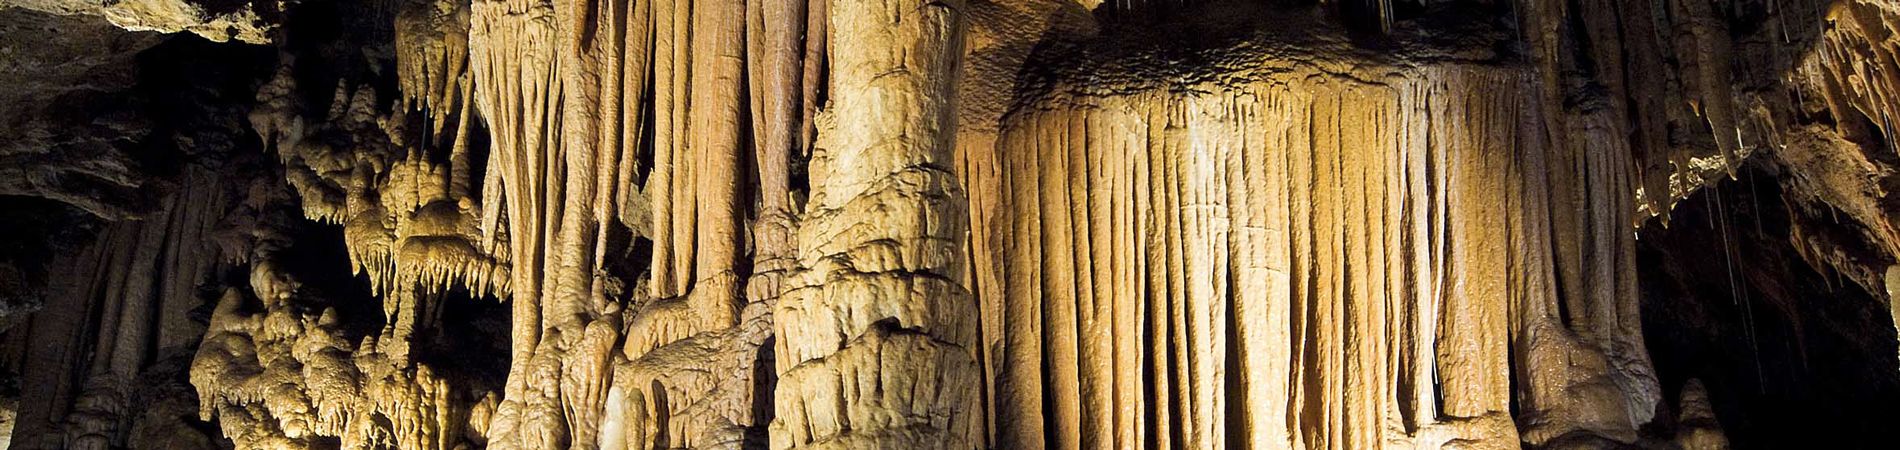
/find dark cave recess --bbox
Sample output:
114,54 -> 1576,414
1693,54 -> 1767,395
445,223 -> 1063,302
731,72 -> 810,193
1639,163 -> 1900,449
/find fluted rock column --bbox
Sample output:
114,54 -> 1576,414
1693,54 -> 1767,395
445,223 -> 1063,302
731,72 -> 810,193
768,0 -> 981,448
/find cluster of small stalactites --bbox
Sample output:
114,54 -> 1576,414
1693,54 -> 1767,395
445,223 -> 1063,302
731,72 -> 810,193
246,46 -> 510,303
343,220 -> 512,300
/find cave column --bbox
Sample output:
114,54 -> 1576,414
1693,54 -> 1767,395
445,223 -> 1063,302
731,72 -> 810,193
767,0 -> 982,447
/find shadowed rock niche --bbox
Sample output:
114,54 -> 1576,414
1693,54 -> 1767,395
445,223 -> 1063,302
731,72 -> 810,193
5,0 -> 1900,448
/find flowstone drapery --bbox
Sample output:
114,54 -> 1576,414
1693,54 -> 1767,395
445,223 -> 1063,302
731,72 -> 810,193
9,0 -> 1900,448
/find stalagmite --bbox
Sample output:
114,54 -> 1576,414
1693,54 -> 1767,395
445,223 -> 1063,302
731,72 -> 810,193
15,0 -> 1900,448
1673,380 -> 1730,450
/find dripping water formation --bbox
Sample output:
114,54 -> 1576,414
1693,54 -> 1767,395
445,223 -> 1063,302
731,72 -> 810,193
1,0 -> 1900,448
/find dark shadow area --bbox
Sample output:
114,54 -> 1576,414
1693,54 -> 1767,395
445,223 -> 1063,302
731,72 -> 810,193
746,336 -> 776,450
274,219 -> 384,339
133,34 -> 277,177
415,285 -> 513,390
0,196 -> 102,327
282,0 -> 398,113
1639,163 -> 1900,449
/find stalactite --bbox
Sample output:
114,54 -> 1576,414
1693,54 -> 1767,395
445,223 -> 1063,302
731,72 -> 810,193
461,0 -> 796,444
985,19 -> 1666,445
746,0 -> 808,306
26,0 -> 1900,448
183,165 -> 500,450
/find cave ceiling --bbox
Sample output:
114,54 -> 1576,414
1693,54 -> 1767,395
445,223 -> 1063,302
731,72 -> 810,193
0,0 -> 1897,448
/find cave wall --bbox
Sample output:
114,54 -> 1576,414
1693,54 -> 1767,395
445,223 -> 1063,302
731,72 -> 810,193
2,0 -> 1900,448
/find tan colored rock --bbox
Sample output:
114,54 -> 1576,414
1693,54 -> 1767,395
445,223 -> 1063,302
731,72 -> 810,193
769,0 -> 981,447
1,0 -> 275,43
20,0 -> 1900,449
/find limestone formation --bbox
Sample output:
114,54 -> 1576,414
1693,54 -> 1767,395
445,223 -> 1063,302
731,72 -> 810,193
0,0 -> 276,43
7,0 -> 1900,448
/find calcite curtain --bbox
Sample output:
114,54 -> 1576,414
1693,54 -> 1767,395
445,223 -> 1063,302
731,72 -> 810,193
8,0 -> 1900,448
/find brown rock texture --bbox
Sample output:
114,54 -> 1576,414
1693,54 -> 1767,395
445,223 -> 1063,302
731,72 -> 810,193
5,0 -> 1900,448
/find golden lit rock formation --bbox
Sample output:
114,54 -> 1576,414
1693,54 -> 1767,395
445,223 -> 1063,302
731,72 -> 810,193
4,0 -> 1900,448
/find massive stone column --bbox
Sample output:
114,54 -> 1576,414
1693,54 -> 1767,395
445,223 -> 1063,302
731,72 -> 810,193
768,0 -> 983,447
17,0 -> 1900,449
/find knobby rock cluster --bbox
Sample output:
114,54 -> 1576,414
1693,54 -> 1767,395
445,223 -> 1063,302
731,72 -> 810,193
2,0 -> 1900,448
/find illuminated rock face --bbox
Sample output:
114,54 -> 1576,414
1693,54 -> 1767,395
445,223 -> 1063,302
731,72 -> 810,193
5,0 -> 1900,449
990,65 -> 1618,449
